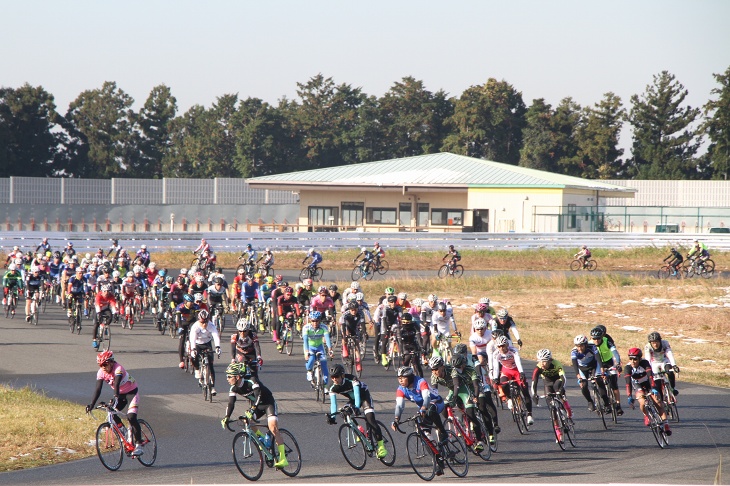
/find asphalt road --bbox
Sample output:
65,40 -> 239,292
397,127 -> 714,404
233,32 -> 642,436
1,269 -> 728,485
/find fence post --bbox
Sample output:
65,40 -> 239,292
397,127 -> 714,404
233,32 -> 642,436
93,217 -> 98,232
130,217 -> 136,232
144,218 -> 150,232
80,218 -> 86,232
246,219 -> 251,231
208,218 -> 212,232
43,218 -> 49,232
56,218 -> 61,231
17,217 -> 22,231
182,218 -> 187,231
105,218 -> 111,232
5,218 -> 10,231
220,218 -> 225,231
157,218 -> 162,232
195,219 -> 200,232
119,217 -> 124,232
643,220 -> 648,233
67,218 -> 73,232
282,218 -> 288,232
233,218 -> 238,231
30,218 -> 36,231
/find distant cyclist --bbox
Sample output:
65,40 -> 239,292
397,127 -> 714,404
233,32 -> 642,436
442,245 -> 461,273
574,245 -> 591,268
663,247 -> 684,275
302,248 -> 322,270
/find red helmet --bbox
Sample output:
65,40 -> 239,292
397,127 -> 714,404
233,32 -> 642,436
627,347 -> 643,359
97,350 -> 114,366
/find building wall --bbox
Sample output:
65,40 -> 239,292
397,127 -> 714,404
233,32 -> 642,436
601,180 -> 730,207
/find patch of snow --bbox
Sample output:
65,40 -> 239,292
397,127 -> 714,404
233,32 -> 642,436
703,359 -> 717,364
622,326 -> 644,332
614,314 -> 631,319
683,338 -> 711,344
555,303 -> 576,309
621,300 -> 639,304
586,311 -> 597,314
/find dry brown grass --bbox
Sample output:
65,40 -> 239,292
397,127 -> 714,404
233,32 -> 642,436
0,385 -> 96,471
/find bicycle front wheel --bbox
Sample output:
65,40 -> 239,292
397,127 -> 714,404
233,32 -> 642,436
277,428 -> 302,477
376,420 -> 397,466
351,266 -> 363,281
338,423 -> 367,470
299,268 -> 311,282
437,265 -> 449,279
136,419 -> 158,466
591,387 -> 607,430
561,406 -> 576,447
443,430 -> 469,477
285,329 -> 294,356
569,260 -> 581,271
232,432 -> 264,481
95,422 -> 124,471
406,432 -> 436,481
100,325 -> 112,352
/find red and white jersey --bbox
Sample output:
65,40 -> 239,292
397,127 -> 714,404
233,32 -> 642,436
95,292 -> 118,313
491,345 -> 523,379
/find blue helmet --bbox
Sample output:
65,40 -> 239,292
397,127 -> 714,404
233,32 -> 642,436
309,311 -> 323,322
158,269 -> 166,277
183,293 -> 194,303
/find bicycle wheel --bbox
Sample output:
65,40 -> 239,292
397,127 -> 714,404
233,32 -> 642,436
586,260 -> 597,271
232,432 -> 264,481
377,259 -> 389,275
451,265 -> 464,278
313,266 -> 323,282
569,260 -> 581,271
41,294 -> 47,313
657,266 -> 670,279
512,403 -> 526,435
553,407 -> 566,451
351,266 -> 363,281
363,267 -> 375,281
648,408 -> 667,448
375,420 -> 396,466
561,407 -> 576,447
704,259 -> 715,273
95,422 -> 124,471
277,428 -> 302,477
406,432 -> 436,481
314,363 -> 322,402
700,266 -> 713,279
136,419 -> 157,466
591,386 -> 607,430
285,328 -> 294,356
443,430 -> 469,477
437,265 -> 449,279
31,302 -> 39,326
299,267 -> 311,282
473,413 -> 492,461
75,308 -> 83,334
338,423 -> 367,470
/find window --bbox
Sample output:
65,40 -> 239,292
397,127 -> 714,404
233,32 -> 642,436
366,207 -> 397,225
399,202 -> 412,227
308,206 -> 338,226
567,204 -> 576,229
341,202 -> 363,227
417,203 -> 429,227
431,209 -> 463,226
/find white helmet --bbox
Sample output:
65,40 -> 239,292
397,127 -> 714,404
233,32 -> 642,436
350,281 -> 360,290
91,257 -> 99,264
180,268 -> 188,275
149,262 -> 156,269
308,248 -> 314,254
478,297 -> 490,305
427,294 -> 437,303
88,265 -> 97,272
411,298 -> 423,307
355,292 -> 364,301
360,247 -> 367,253
8,263 -> 16,271
85,253 -> 91,259
495,336 -> 508,347
346,293 -> 357,302
265,247 -> 270,252
398,292 -> 407,300
473,318 -> 487,330
141,244 -> 147,250
112,270 -> 120,278
133,265 -> 143,274
537,349 -> 552,361
13,246 -> 19,251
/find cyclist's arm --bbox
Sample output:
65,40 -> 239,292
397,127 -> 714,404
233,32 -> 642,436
88,379 -> 105,409
530,367 -> 541,397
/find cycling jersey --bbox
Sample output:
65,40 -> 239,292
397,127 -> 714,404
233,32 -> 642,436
49,261 -> 61,279
225,376 -> 276,421
469,332 -> 492,356
531,359 -> 567,397
242,248 -> 257,262
189,320 -> 221,348
490,345 -> 524,380
25,274 -> 44,292
207,284 -> 227,304
67,275 -> 86,295
277,295 -> 300,317
231,332 -> 262,361
96,362 -> 137,395
490,316 -> 521,342
295,284 -> 315,305
644,340 -> 677,375
329,375 -> 368,413
307,252 -> 322,265
395,376 -> 443,418
571,344 -> 602,378
431,311 -> 456,336
242,281 -> 260,302
302,323 -> 332,351
144,267 -> 158,286
310,295 -> 334,314
94,292 -> 118,313
623,359 -> 654,394
135,250 -> 150,266
396,323 -> 420,352
342,311 -> 364,337
594,336 -> 620,368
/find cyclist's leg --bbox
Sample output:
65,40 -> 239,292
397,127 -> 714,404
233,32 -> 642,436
360,394 -> 383,441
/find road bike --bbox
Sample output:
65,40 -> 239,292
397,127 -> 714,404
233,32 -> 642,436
226,414 -> 301,480
68,296 -> 83,334
90,401 -> 157,471
603,366 -> 620,424
682,257 -> 714,279
309,351 -> 328,403
198,347 -> 219,402
299,264 -> 323,282
383,333 -> 400,371
351,260 -> 375,281
634,391 -> 669,449
28,290 -> 41,325
374,259 -> 389,275
506,379 -> 530,435
538,392 -> 576,450
588,376 -> 611,430
342,335 -> 363,378
326,314 -> 340,350
96,309 -> 113,352
278,313 -> 296,356
4,288 -> 18,318
329,405 -> 396,470
211,304 -> 227,334
657,264 -> 683,279
394,413 -> 469,481
570,258 -> 597,271
445,403 -> 491,461
438,261 -> 464,279
655,369 -> 680,422
236,258 -> 256,278
433,332 -> 459,365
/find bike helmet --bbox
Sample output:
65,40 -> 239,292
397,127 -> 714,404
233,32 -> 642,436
436,302 -> 447,312
590,326 -> 605,339
476,303 -> 488,313
491,329 -> 504,338
453,343 -> 468,356
265,247 -> 270,252
536,349 -> 552,361
246,244 -> 252,249
76,267 -> 84,274
180,268 -> 188,275
88,265 -> 97,272
396,366 -> 414,377
478,297 -> 490,305
384,287 -> 395,295
429,355 -> 444,369
309,310 -> 323,321
411,298 -> 423,307
97,350 -> 114,366
7,263 -> 16,271
451,354 -> 466,368
226,362 -> 247,377
308,248 -> 314,255
574,334 -> 588,345
158,269 -> 166,277
265,276 -> 274,284
628,347 -> 643,359
253,273 -> 262,279
183,293 -> 194,303
101,284 -> 112,292
303,278 -> 313,286
347,294 -> 357,302
496,309 -> 508,319
330,364 -> 346,377
473,318 -> 487,330
284,286 -> 293,293
112,270 -> 120,278
194,293 -> 204,302
582,245 -> 587,249
401,313 -> 413,323
328,284 -> 338,291
318,285 -> 327,293
236,318 -> 247,332
387,295 -> 397,303
197,309 -> 209,321
449,244 -> 454,250
350,281 -> 360,290
427,294 -> 437,303
596,324 -> 607,334
275,274 -> 283,282
237,267 -> 245,275
347,301 -> 359,311
648,332 -> 662,342
165,276 -> 173,283
360,246 -> 367,253
355,292 -> 364,301
495,336 -> 509,347
141,244 -> 147,250
133,265 -> 143,274
398,292 -> 407,300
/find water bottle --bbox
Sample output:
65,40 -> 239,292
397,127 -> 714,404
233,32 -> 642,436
119,424 -> 127,438
357,425 -> 366,437
262,432 -> 272,449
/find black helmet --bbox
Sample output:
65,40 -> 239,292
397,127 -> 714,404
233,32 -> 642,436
328,284 -> 338,291
436,302 -> 447,312
347,301 -> 359,311
590,326 -> 605,339
387,295 -> 397,303
648,332 -> 661,342
330,364 -> 346,377
396,366 -> 414,377
451,354 -> 466,368
401,313 -> 413,323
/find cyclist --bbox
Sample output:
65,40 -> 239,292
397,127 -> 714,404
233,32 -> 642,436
491,308 -> 522,347
471,302 -> 493,333
301,247 -> 322,272
67,267 -> 88,318
24,266 -> 44,322
430,302 -> 458,358
256,247 -> 275,275
442,244 -> 461,273
644,332 -> 680,397
230,267 -> 246,313
193,237 -> 212,256
372,241 -> 385,269
687,239 -> 709,265
327,364 -> 388,459
260,276 -> 276,324
241,274 -> 262,319
189,309 -> 221,395
120,274 -> 141,327
531,349 -> 573,431
135,245 -> 151,267
276,286 -> 301,350
392,366 -> 448,476
49,254 -> 63,303
624,347 -> 672,436
397,313 -> 423,377
469,318 -> 492,370
92,284 -> 119,348
221,362 -> 290,469
240,243 -> 257,272
232,318 -> 263,375
574,245 -> 591,268
189,274 -> 207,301
353,246 -> 375,271
590,326 -> 624,416
64,241 -> 76,260
295,278 -> 315,319
86,351 -> 144,456
310,285 -> 335,328
106,239 -> 123,260
303,310 -> 333,386
175,294 -> 200,368
35,237 -> 52,256
207,277 -> 230,323
491,335 -> 534,425
328,284 -> 342,308
341,301 -> 365,373
451,351 -> 499,444
144,262 -> 158,287
663,247 -> 684,275
396,292 -> 410,311
379,295 -> 402,367
378,286 -> 396,306
419,294 -> 439,362
571,334 -> 610,411
342,281 -> 361,302
3,264 -> 22,312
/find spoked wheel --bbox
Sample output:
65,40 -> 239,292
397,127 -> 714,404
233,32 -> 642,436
95,422 -> 123,471
338,423 -> 367,470
665,393 -> 680,423
648,410 -> 668,449
312,267 -> 324,282
553,410 -> 566,450
452,265 -> 464,278
473,415 -> 491,461
561,407 -> 576,447
375,420 -> 396,466
591,388 -> 607,430
437,265 -> 449,279
232,432 -> 264,481
136,419 -> 158,466
377,259 -> 389,275
657,266 -> 670,279
406,432 -> 436,481
443,430 -> 469,477
285,329 -> 294,356
586,260 -> 597,271
277,428 -> 302,477
298,268 -> 311,282
512,403 -> 526,435
351,266 -> 363,281
569,260 -> 581,271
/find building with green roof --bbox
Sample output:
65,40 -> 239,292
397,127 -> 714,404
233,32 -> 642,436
247,152 -> 634,232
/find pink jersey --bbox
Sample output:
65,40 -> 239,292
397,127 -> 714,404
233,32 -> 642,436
310,295 -> 334,313
96,362 -> 137,394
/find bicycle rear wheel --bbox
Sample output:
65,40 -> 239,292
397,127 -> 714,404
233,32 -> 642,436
95,422 -> 123,471
136,419 -> 158,466
452,265 -> 464,278
586,260 -> 597,271
443,430 -> 469,477
338,423 -> 367,470
591,386 -> 607,430
406,432 -> 436,481
657,266 -> 670,279
232,432 -> 264,481
377,259 -> 389,275
313,266 -> 324,281
277,428 -> 302,477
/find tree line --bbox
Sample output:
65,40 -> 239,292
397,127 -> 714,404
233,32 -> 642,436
1,68 -> 729,180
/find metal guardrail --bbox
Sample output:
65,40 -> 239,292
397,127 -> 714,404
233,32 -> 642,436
1,231 -> 728,253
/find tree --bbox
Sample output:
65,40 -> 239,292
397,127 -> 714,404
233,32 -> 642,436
626,71 -> 703,179
575,92 -> 626,179
134,84 -> 177,178
702,66 -> 730,180
61,81 -> 136,178
442,78 -> 526,164
519,98 -> 558,172
0,83 -> 61,176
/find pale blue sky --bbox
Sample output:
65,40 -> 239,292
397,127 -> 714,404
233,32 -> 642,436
2,1 -> 729,149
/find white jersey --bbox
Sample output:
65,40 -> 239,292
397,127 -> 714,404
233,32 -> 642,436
644,339 -> 676,375
490,345 -> 523,379
189,320 -> 221,348
431,312 -> 456,336
469,331 -> 492,355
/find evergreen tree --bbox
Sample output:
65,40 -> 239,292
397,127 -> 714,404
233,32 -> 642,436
519,98 -> 558,172
702,66 -> 730,180
134,84 -> 177,178
575,92 -> 625,179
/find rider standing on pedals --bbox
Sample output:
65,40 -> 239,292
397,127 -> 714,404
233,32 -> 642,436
326,363 -> 388,458
571,334 -> 610,411
231,318 -> 263,377
644,332 -> 680,397
624,347 -> 672,436
189,309 -> 221,396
